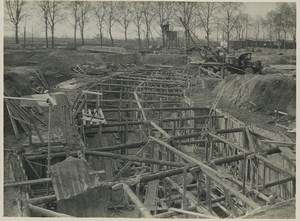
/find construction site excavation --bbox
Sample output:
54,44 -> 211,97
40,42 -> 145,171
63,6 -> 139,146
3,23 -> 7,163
3,1 -> 296,219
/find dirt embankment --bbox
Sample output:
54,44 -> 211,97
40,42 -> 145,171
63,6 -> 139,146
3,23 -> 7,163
4,49 -> 140,96
191,74 -> 296,136
214,74 -> 296,116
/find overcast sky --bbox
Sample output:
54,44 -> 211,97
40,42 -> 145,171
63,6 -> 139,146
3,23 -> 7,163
4,2 -> 279,40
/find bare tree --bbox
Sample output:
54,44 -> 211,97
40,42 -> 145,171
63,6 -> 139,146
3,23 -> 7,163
37,0 -> 50,48
218,2 -> 243,45
78,1 -> 90,46
68,1 -> 80,48
142,2 -> 155,46
287,3 -> 296,50
276,2 -> 294,50
155,2 -> 175,48
103,1 -> 118,46
94,1 -> 106,46
131,2 -> 143,49
177,2 -> 197,47
47,0 -> 62,48
234,13 -> 248,40
196,2 -> 218,46
252,16 -> 263,47
117,2 -> 132,43
5,0 -> 26,44
262,11 -> 277,48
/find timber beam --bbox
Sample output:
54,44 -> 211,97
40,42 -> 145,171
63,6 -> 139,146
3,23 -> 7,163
28,204 -> 72,217
85,150 -> 186,167
123,183 -> 153,218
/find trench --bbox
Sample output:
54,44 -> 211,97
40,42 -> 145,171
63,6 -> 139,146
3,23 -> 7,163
4,66 -> 296,218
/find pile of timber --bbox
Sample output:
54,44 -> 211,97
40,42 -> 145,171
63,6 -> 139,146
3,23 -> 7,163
4,98 -> 44,139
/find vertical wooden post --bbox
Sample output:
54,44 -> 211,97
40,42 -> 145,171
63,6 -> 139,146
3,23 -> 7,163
256,159 -> 259,190
205,175 -> 212,213
196,169 -> 203,205
63,106 -> 67,144
136,181 -> 140,199
182,167 -> 187,211
262,162 -> 266,189
245,157 -> 249,184
84,93 -> 87,112
209,139 -> 213,160
118,104 -> 121,143
250,158 -> 254,188
292,179 -> 296,197
242,154 -> 246,194
124,123 -> 128,155
47,102 -> 52,195
96,94 -> 101,147
150,144 -> 154,173
205,135 -> 209,162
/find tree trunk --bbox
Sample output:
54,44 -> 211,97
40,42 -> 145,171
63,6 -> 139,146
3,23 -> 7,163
161,25 -> 165,48
125,28 -> 127,43
206,32 -> 210,47
184,31 -> 188,48
137,26 -> 141,49
74,26 -> 77,48
51,28 -> 54,48
15,25 -> 19,44
227,31 -> 230,48
45,21 -> 48,48
100,29 -> 103,46
146,26 -> 150,46
109,26 -> 114,46
13,21 -> 19,45
277,33 -> 280,53
283,32 -> 287,51
81,29 -> 84,45
23,25 -> 26,47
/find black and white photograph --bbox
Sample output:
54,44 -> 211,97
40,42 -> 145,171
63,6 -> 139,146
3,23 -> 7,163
2,0 -> 297,219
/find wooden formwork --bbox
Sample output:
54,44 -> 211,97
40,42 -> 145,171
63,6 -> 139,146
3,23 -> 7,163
7,67 -> 295,218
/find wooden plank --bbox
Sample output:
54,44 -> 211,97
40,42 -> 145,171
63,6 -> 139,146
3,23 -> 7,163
245,128 -> 260,151
4,178 -> 52,188
85,151 -> 184,167
5,102 -> 20,139
28,204 -> 72,217
169,207 -> 217,219
260,140 -> 295,146
144,180 -> 159,210
223,188 -> 239,217
150,121 -> 171,139
27,195 -> 57,205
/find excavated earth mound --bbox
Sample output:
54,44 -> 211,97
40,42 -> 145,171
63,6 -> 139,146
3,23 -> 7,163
213,74 -> 296,116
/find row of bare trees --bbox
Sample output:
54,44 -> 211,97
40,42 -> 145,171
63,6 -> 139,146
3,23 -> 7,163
5,1 -> 296,49
263,3 -> 296,50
